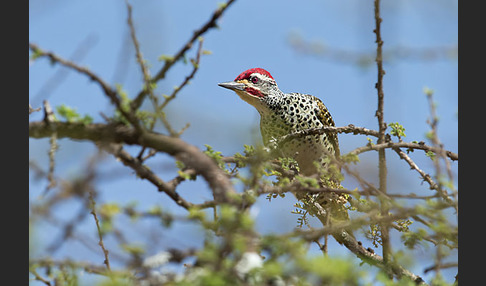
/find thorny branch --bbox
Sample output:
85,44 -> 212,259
279,124 -> 380,143
279,124 -> 457,161
374,0 -> 390,265
88,191 -> 111,271
393,148 -> 440,190
349,140 -> 458,161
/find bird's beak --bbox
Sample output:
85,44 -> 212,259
218,81 -> 246,91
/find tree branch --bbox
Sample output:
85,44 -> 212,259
100,143 -> 194,209
373,0 -> 391,266
279,124 -> 380,145
279,124 -> 457,161
29,121 -> 237,204
293,210 -> 427,285
349,141 -> 458,161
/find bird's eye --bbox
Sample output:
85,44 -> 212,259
251,76 -> 259,84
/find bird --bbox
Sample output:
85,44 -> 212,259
218,68 -> 352,243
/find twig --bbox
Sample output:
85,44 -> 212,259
31,34 -> 98,106
424,89 -> 458,212
424,88 -> 458,272
279,124 -> 380,144
393,148 -> 439,190
158,38 -> 205,112
259,181 -> 436,201
130,0 -> 237,111
157,38 -> 204,137
423,262 -> 458,274
279,124 -> 457,161
29,43 -> 140,129
126,0 -> 152,94
29,268 -> 52,286
349,141 -> 458,161
88,191 -> 111,271
125,0 -> 159,132
30,43 -> 117,107
29,104 -> 41,115
125,0 -> 160,160
30,258 -> 130,278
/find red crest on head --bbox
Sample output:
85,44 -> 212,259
234,68 -> 274,81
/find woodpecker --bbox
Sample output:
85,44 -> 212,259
219,68 -> 351,236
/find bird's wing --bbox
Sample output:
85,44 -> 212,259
311,95 -> 340,158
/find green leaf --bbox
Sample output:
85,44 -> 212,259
121,243 -> 146,255
56,104 -> 81,123
56,104 -> 93,125
389,122 -> 406,138
158,54 -> 174,62
203,144 -> 226,170
295,175 -> 319,188
423,86 -> 434,97
99,203 -> 121,219
366,137 -> 374,146
30,49 -> 43,61
425,150 -> 436,160
341,153 -> 360,164
217,2 -> 228,9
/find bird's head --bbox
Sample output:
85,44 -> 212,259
218,68 -> 281,108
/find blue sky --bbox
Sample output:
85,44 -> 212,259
30,0 -> 457,284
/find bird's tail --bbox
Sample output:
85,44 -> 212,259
308,181 -> 356,245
